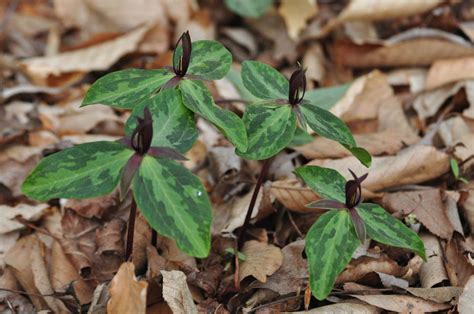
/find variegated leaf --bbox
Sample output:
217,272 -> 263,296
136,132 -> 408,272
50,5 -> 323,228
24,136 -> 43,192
305,210 -> 359,300
174,40 -> 232,80
133,156 -> 212,257
357,203 -> 426,260
224,0 -> 273,18
343,145 -> 372,167
237,104 -> 296,160
179,79 -> 247,152
125,89 -> 198,153
82,69 -> 174,109
241,61 -> 288,100
300,102 -> 356,147
294,166 -> 346,202
22,142 -> 133,201
304,83 -> 351,111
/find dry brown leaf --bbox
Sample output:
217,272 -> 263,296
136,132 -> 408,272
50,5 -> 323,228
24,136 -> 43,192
107,262 -> 148,314
426,57 -> 474,90
270,179 -> 319,213
239,240 -> 283,283
308,145 -> 449,193
444,237 -> 474,287
333,31 -> 474,68
295,302 -> 379,313
95,218 -> 125,256
352,294 -> 452,312
382,189 -> 454,240
161,270 -> 197,314
419,233 -> 449,288
278,0 -> 318,40
337,0 -> 442,22
256,240 -> 308,295
57,103 -> 121,135
459,275 -> 474,314
65,193 -> 119,219
336,256 -> 407,284
20,26 -> 149,86
0,203 -> 49,233
406,287 -> 462,304
303,43 -> 325,84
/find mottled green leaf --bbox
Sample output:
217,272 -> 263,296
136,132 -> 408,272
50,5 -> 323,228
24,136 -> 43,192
22,142 -> 133,201
82,69 -> 174,109
225,67 -> 259,102
294,166 -> 346,202
237,104 -> 296,160
289,127 -> 314,147
343,145 -> 372,168
174,40 -> 232,80
300,102 -> 356,147
357,203 -> 426,261
241,61 -> 288,100
179,79 -> 247,152
224,0 -> 273,18
304,83 -> 351,111
133,156 -> 212,257
125,89 -> 197,153
305,210 -> 359,300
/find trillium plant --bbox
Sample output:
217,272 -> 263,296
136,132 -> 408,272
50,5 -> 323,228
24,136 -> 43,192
295,165 -> 426,300
235,61 -> 371,247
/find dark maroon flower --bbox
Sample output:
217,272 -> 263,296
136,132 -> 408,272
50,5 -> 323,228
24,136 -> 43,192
345,169 -> 368,209
131,107 -> 153,155
173,31 -> 192,77
288,68 -> 307,105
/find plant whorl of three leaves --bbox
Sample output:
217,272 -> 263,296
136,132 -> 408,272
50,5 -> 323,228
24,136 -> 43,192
237,60 -> 371,166
22,90 -> 213,258
81,32 -> 247,152
294,165 -> 426,300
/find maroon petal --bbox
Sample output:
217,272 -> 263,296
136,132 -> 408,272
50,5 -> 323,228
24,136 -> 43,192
173,31 -> 192,77
349,208 -> 366,244
148,147 -> 188,161
306,199 -> 345,209
288,68 -> 307,105
120,154 -> 143,201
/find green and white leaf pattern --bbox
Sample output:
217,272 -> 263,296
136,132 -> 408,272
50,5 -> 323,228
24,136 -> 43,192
241,61 -> 288,100
82,69 -> 174,109
179,79 -> 247,152
236,104 -> 296,160
300,102 -> 356,147
304,83 -> 351,111
305,210 -> 359,300
174,40 -> 232,80
357,203 -> 426,260
125,89 -> 198,153
224,0 -> 273,18
133,156 -> 212,257
22,142 -> 133,201
294,166 -> 346,202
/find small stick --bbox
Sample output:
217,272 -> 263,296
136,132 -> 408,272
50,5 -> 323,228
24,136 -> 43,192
237,158 -> 272,249
125,198 -> 137,260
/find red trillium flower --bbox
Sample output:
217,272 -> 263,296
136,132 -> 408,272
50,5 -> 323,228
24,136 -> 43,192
173,31 -> 192,77
117,107 -> 187,200
288,67 -> 307,106
307,169 -> 368,243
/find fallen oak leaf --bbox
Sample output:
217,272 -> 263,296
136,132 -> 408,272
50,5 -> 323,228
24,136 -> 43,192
107,262 -> 148,314
239,240 -> 283,283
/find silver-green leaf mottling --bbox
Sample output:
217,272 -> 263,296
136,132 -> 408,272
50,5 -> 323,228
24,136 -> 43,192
179,79 -> 248,152
241,61 -> 288,100
133,156 -> 212,257
22,142 -> 133,201
81,69 -> 174,109
224,0 -> 273,18
236,104 -> 296,160
174,40 -> 232,80
125,89 -> 198,153
294,166 -> 346,202
305,210 -> 359,300
357,203 -> 426,260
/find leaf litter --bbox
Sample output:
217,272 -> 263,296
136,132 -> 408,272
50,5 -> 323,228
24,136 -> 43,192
2,0 -> 474,312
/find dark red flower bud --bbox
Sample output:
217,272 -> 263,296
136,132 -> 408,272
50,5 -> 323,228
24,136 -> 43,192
288,68 -> 307,105
345,169 -> 368,209
173,31 -> 192,77
131,107 -> 153,155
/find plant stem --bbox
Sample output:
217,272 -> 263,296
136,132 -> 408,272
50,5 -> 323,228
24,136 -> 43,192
151,229 -> 157,247
125,197 -> 137,260
237,158 -> 271,249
